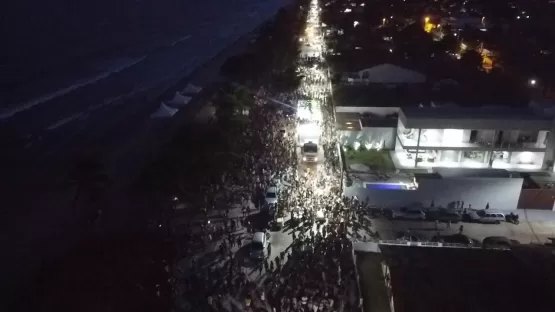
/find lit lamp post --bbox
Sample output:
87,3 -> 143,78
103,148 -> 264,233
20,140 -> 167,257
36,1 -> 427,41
382,18 -> 386,25
529,78 -> 537,86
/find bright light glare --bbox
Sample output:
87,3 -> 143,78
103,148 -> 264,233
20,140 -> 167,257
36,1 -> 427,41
353,21 -> 359,27
529,79 -> 537,86
297,106 -> 312,120
298,123 -> 319,137
518,152 -> 534,164
443,129 -> 464,144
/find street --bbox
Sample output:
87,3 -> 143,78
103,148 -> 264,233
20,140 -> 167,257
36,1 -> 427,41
173,1 -> 361,311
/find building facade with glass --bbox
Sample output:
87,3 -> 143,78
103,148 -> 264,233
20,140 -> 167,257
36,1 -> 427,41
393,107 -> 554,170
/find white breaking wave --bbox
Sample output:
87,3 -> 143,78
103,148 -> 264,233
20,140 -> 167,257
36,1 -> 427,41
171,35 -> 192,46
0,56 -> 147,120
44,85 -> 153,131
46,112 -> 86,130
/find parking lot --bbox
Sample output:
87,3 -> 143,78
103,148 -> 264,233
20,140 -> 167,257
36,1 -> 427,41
365,213 -> 555,245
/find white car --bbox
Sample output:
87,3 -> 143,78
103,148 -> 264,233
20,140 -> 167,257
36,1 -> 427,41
265,186 -> 278,206
251,232 -> 271,260
391,207 -> 426,220
469,210 -> 505,224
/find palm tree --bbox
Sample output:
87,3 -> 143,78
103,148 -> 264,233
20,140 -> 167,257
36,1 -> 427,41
216,85 -> 255,122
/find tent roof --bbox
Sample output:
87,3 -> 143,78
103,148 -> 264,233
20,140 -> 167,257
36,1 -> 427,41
182,83 -> 202,94
167,92 -> 192,107
150,102 -> 179,118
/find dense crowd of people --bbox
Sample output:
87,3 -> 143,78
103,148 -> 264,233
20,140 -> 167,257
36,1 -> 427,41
175,0 -> 364,311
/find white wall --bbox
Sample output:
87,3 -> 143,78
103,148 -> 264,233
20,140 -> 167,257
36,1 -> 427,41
340,128 -> 396,149
509,151 -> 544,166
345,177 -> 523,210
537,131 -> 548,147
462,129 -> 471,143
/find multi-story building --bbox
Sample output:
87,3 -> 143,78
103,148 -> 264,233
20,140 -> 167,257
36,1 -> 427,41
393,107 -> 553,170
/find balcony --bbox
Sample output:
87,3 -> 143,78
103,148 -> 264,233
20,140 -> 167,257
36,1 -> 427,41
397,128 -> 547,151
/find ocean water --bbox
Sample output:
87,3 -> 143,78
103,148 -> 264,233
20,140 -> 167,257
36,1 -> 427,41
0,0 -> 289,121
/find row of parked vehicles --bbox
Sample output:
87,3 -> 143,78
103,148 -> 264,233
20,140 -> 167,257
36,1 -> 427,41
396,231 -> 520,248
387,206 -> 519,224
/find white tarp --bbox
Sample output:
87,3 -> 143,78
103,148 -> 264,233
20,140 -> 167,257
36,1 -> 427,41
182,83 -> 202,94
150,102 -> 179,118
167,92 -> 192,107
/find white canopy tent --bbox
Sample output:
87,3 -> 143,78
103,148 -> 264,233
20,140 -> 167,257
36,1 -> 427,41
167,92 -> 192,107
182,83 -> 202,94
150,102 -> 179,118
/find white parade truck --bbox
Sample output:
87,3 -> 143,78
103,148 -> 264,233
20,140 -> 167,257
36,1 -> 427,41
301,141 -> 318,163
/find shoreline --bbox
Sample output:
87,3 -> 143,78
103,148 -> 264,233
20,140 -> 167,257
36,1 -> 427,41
1,11 -> 282,309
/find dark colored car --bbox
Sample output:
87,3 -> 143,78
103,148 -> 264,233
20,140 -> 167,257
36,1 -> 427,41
482,236 -> 519,248
433,234 -> 473,245
395,231 -> 421,242
426,209 -> 462,223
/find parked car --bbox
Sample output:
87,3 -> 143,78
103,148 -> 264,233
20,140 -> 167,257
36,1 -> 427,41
265,186 -> 278,206
433,234 -> 474,245
482,236 -> 519,248
426,209 -> 462,223
250,232 -> 271,260
468,209 -> 505,224
391,207 -> 426,220
395,231 -> 421,242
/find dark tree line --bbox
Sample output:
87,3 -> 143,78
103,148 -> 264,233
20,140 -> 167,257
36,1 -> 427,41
220,0 -> 309,92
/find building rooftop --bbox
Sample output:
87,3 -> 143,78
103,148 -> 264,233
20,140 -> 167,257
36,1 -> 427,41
336,112 -> 362,131
413,169 -> 513,182
333,85 -> 427,108
360,117 -> 398,128
378,245 -> 555,312
433,168 -> 513,178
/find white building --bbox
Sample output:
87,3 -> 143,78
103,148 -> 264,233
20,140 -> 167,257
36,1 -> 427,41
341,64 -> 426,85
393,107 -> 553,170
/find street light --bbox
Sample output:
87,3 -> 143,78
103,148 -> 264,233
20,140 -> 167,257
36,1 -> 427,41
529,79 -> 537,86
382,18 -> 386,25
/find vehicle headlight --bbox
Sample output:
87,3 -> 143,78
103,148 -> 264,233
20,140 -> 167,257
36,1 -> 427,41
314,157 -> 318,161
303,157 -> 307,161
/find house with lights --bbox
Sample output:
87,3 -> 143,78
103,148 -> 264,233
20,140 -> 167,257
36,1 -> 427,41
392,106 -> 553,170
341,64 -> 426,85
337,105 -> 555,171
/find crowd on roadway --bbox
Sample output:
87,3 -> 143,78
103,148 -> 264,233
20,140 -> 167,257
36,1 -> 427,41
175,0 -> 365,310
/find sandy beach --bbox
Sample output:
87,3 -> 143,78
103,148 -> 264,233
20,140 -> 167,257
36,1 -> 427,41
0,12 -> 278,307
